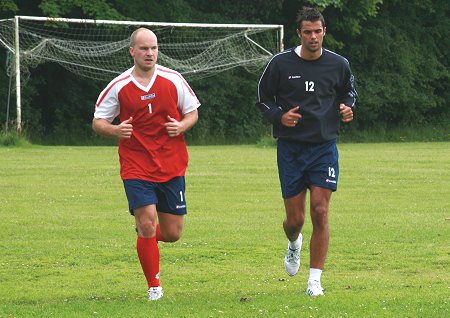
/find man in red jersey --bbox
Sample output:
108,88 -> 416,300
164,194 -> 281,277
92,28 -> 200,301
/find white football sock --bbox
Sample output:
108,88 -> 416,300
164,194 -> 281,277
309,268 -> 322,283
288,233 -> 302,250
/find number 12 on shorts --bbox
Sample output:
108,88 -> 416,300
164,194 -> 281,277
328,167 -> 335,178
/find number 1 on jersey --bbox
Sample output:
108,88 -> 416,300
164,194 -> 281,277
148,103 -> 152,114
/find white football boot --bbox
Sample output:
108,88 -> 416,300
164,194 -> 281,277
284,233 -> 302,276
148,286 -> 163,301
306,280 -> 324,296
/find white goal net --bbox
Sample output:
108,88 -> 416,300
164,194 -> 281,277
0,16 -> 283,82
0,16 -> 283,131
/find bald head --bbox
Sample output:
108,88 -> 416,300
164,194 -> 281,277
130,28 -> 157,48
129,27 -> 159,72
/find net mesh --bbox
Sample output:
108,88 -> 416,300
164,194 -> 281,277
0,17 -> 281,82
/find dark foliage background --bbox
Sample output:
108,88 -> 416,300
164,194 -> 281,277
1,0 -> 449,144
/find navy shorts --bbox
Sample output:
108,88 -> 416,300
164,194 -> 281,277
277,138 -> 339,199
123,177 -> 187,215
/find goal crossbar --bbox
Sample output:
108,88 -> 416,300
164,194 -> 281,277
14,15 -> 283,30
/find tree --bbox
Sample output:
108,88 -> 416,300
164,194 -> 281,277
344,0 -> 450,129
1,0 -> 448,143
39,0 -> 124,20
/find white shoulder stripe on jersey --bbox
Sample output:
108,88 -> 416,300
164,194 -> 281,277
257,49 -> 293,103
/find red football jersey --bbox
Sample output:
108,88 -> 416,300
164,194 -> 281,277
94,65 -> 201,182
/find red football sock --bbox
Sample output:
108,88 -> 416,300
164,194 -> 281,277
155,224 -> 167,242
136,236 -> 160,288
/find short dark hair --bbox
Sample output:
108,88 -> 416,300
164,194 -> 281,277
296,6 -> 325,29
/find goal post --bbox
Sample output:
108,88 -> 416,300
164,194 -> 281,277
0,16 -> 284,133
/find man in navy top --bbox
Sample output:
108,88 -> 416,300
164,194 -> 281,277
256,6 -> 357,296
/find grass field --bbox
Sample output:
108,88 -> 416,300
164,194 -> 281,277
0,143 -> 448,317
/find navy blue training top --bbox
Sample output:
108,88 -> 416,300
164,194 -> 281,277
256,47 -> 357,143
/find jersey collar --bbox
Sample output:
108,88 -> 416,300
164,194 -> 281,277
295,45 -> 323,59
